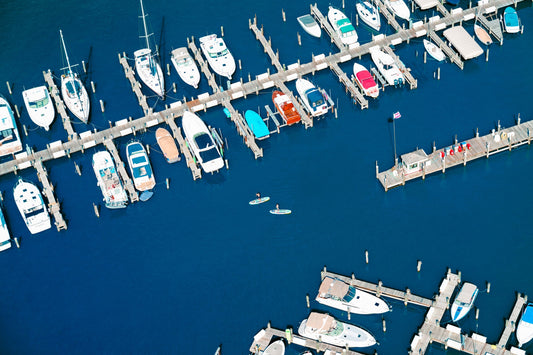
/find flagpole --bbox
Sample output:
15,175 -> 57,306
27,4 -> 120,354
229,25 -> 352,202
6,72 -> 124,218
393,114 -> 397,167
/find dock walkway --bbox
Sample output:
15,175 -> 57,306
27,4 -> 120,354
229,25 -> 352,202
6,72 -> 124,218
310,4 -> 346,51
374,0 -> 403,32
428,30 -> 464,69
118,54 -> 150,115
326,58 -> 368,109
43,70 -> 76,140
249,19 -> 284,72
103,139 -> 139,203
33,159 -> 67,231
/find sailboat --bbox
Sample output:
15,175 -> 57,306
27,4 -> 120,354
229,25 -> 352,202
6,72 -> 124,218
134,0 -> 165,98
59,30 -> 90,123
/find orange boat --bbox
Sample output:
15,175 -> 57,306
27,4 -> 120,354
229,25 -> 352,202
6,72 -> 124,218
272,91 -> 301,126
156,128 -> 180,163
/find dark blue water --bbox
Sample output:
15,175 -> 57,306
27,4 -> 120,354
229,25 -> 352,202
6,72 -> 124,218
0,0 -> 532,354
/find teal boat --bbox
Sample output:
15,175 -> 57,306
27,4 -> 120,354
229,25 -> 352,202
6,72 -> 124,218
244,110 -> 270,139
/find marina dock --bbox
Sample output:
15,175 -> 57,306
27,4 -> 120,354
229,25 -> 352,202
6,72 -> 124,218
118,53 -> 150,115
33,159 -> 67,231
103,139 -> 139,203
43,70 -> 76,140
310,4 -> 347,51
377,118 -> 533,191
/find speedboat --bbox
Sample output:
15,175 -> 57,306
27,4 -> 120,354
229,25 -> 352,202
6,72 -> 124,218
423,39 -> 446,61
503,7 -> 520,34
156,128 -> 180,163
59,30 -> 90,123
0,207 -> 11,252
263,339 -> 285,355
92,151 -> 129,209
0,94 -> 22,158
244,110 -> 270,140
353,63 -> 379,98
13,178 -> 51,234
135,0 -> 165,97
298,312 -> 376,348
517,303 -> 533,347
22,86 -> 55,131
126,141 -> 156,192
474,23 -> 493,45
296,78 -> 329,117
272,90 -> 301,125
356,1 -> 381,31
297,14 -> 322,38
171,47 -> 200,89
182,111 -> 224,173
384,0 -> 410,20
327,7 -> 358,45
450,282 -> 478,322
370,48 -> 404,86
199,34 -> 236,79
316,276 -> 389,314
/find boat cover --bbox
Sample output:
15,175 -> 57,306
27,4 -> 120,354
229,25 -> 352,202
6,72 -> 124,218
443,26 -> 483,60
456,283 -> 477,304
356,70 -> 376,89
318,277 -> 349,298
307,312 -> 335,331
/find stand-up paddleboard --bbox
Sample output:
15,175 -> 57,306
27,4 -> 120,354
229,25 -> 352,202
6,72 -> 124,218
270,209 -> 292,215
249,196 -> 270,205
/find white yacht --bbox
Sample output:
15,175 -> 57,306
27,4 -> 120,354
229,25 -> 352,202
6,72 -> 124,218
328,7 -> 358,45
0,207 -> 11,252
171,47 -> 200,88
126,141 -> 155,192
22,86 -> 55,131
517,303 -> 533,347
384,0 -> 410,20
13,178 -> 51,234
182,111 -> 224,174
298,312 -> 376,348
0,95 -> 22,158
135,0 -> 165,98
295,78 -> 329,117
263,339 -> 285,355
450,282 -> 478,322
59,30 -> 90,123
356,1 -> 381,31
370,47 -> 404,86
316,276 -> 390,314
92,151 -> 129,209
297,14 -> 322,38
199,34 -> 236,79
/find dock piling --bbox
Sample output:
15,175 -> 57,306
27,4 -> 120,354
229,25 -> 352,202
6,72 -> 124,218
6,81 -> 12,95
238,59 -> 242,70
282,9 -> 286,22
91,81 -> 96,93
404,288 -> 411,305
225,159 -> 229,169
167,63 -> 171,76
487,281 -> 491,293
146,144 -> 150,154
220,26 -> 224,37
365,250 -> 369,264
306,294 -> 310,308
93,203 -> 100,218
347,308 -> 351,320
74,162 -> 81,176
476,307 -> 480,319
166,178 -> 170,189
14,104 -> 20,118
437,67 -> 441,80
99,99 -> 105,112
417,260 -> 422,272
375,161 -> 379,178
297,32 -> 301,46
173,83 -> 176,93
486,48 -> 490,62
423,51 -> 427,63
13,237 -> 20,248
82,60 -> 86,73
382,317 -> 387,332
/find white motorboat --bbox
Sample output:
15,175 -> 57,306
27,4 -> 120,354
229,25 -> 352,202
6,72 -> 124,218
126,141 -> 156,192
92,151 -> 129,209
298,312 -> 376,348
297,14 -> 322,38
263,339 -> 285,355
13,178 -> 51,234
295,78 -> 329,117
327,7 -> 358,45
182,111 -> 224,174
0,207 -> 11,252
517,303 -> 533,347
356,1 -> 381,31
450,282 -> 478,322
171,47 -> 200,88
59,30 -> 90,123
199,34 -> 236,79
316,276 -> 389,314
370,47 -> 404,86
22,86 -> 55,131
423,39 -> 446,61
0,95 -> 22,158
353,62 -> 379,98
384,0 -> 410,20
135,0 -> 165,98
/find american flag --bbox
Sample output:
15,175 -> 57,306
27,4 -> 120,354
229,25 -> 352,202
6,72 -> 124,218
393,111 -> 401,119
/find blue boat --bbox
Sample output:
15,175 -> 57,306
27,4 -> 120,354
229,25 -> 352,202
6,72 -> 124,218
503,7 -> 520,33
126,141 -> 156,192
244,110 -> 270,139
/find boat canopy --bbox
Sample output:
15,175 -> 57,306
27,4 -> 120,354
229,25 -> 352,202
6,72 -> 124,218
307,312 -> 336,331
340,24 -> 356,35
356,71 -> 375,89
305,89 -> 324,107
318,277 -> 350,299
337,18 -> 351,27
504,7 -> 519,27
456,283 -> 477,304
199,146 -> 220,163
299,14 -> 316,26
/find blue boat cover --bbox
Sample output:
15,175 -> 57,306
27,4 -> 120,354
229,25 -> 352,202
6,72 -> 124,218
305,89 -> 324,108
522,304 -> 533,324
244,110 -> 269,139
504,7 -> 519,27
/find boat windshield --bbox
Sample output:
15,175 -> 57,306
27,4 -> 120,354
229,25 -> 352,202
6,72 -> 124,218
131,156 -> 147,166
300,15 -> 316,27
209,48 -> 228,58
194,133 -> 214,150
199,146 -> 220,163
343,286 -> 356,302
0,239 -> 9,247
306,89 -> 324,107
25,203 -> 45,217
29,95 -> 49,109
65,79 -> 83,97
177,57 -> 192,66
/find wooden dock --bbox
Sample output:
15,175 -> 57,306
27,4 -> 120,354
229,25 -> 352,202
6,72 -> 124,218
497,293 -> 527,348
249,19 -> 284,72
377,118 -> 533,191
249,324 -> 366,355
118,53 -> 150,115
43,70 -> 77,140
102,139 -> 139,203
374,0 -> 403,32
187,38 -> 220,93
427,30 -> 464,69
326,58 -> 369,109
32,158 -> 67,231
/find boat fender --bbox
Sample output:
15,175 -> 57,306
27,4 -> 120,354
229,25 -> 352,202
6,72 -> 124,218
467,143 -> 471,150
458,145 -> 463,152
449,148 -> 454,156
440,151 -> 445,158
501,132 -> 507,140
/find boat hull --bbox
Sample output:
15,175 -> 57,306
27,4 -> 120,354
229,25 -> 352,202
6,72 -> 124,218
356,1 -> 381,31
423,39 -> 446,61
263,340 -> 285,355
385,0 -> 410,20
135,48 -> 165,98
328,7 -> 358,45
22,86 -> 55,131
199,34 -> 236,79
370,48 -> 404,86
13,179 -> 51,234
296,79 -> 329,117
0,208 -> 11,252
450,283 -> 478,322
474,24 -> 493,45
272,91 -> 301,125
352,63 -> 379,98
61,74 -> 90,123
503,7 -> 520,33
170,47 -> 200,88
297,15 -> 322,38
517,304 -> 533,347
126,142 -> 156,192
244,110 -> 270,139
298,317 -> 376,348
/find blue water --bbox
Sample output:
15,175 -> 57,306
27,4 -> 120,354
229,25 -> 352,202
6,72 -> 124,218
0,0 -> 532,354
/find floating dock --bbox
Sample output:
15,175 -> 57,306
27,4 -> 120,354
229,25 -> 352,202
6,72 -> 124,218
377,118 -> 533,191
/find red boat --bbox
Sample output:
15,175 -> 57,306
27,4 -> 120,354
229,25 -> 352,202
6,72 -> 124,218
353,63 -> 379,98
272,91 -> 301,125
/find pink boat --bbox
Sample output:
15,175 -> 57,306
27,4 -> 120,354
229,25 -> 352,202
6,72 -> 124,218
353,63 -> 379,98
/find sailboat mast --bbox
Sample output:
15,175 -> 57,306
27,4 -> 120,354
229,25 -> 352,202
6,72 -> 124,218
140,0 -> 150,50
59,29 -> 73,75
